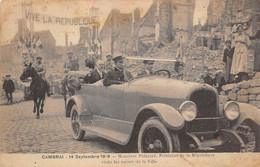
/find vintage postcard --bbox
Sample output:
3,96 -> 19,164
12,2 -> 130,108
0,0 -> 260,166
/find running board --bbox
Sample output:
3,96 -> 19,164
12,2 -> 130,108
82,125 -> 129,145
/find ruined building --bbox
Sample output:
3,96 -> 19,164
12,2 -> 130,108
100,0 -> 196,57
207,0 -> 260,71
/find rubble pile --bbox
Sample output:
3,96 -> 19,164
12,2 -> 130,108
144,42 -> 225,81
222,72 -> 260,109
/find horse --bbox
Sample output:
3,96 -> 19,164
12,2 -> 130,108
20,63 -> 47,119
61,73 -> 81,108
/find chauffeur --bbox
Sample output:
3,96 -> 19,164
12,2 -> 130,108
103,56 -> 133,86
137,60 -> 154,77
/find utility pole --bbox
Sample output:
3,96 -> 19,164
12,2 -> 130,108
201,35 -> 204,73
155,0 -> 160,42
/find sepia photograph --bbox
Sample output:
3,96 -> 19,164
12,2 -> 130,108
0,0 -> 260,166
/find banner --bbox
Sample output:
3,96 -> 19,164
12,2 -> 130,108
24,10 -> 99,26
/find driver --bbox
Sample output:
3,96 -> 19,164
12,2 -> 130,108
103,56 -> 133,86
137,60 -> 154,77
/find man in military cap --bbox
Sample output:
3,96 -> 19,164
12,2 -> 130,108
33,56 -> 50,96
2,74 -> 15,104
64,50 -> 79,71
137,60 -> 155,77
103,56 -> 133,86
105,54 -> 114,72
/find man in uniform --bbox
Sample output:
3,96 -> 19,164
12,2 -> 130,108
103,56 -> 133,86
64,51 -> 79,71
33,56 -> 50,96
2,74 -> 15,104
105,55 -> 114,72
137,60 -> 154,77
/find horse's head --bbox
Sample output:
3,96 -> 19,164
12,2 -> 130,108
20,63 -> 34,82
67,75 -> 81,90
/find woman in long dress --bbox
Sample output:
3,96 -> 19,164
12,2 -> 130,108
230,25 -> 251,82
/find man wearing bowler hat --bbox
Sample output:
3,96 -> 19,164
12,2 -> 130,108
33,56 -> 50,96
137,60 -> 154,77
103,56 -> 133,86
2,74 -> 15,104
88,60 -> 106,84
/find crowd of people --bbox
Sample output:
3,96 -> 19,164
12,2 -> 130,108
201,24 -> 260,94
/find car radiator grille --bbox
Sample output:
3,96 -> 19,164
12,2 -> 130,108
187,90 -> 218,132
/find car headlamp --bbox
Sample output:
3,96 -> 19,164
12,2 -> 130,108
224,101 -> 240,121
179,101 -> 197,122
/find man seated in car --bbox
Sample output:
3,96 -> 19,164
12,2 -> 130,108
103,56 -> 133,86
137,60 -> 154,77
84,60 -> 95,84
88,60 -> 106,84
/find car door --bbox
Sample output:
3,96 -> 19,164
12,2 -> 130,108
102,84 -> 125,120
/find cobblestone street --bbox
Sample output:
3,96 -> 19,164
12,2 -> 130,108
0,97 -> 125,153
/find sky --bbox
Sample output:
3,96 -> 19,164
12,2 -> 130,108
0,0 -> 210,46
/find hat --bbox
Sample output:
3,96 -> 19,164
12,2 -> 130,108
225,40 -> 231,44
36,56 -> 42,59
85,59 -> 95,69
6,74 -> 11,77
112,56 -> 123,63
143,60 -> 154,64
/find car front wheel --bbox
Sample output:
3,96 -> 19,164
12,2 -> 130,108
138,117 -> 180,153
70,104 -> 85,141
236,123 -> 260,152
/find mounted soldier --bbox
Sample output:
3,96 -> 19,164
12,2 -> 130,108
32,56 -> 50,96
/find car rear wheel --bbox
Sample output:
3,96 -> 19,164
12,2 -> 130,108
70,104 -> 85,141
138,117 -> 180,153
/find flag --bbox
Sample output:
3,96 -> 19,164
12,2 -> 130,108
34,38 -> 43,49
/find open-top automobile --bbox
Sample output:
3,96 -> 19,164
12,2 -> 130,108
65,57 -> 260,153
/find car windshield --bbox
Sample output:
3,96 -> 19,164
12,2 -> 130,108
124,57 -> 183,81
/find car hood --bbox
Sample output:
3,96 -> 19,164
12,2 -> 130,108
129,76 -> 217,100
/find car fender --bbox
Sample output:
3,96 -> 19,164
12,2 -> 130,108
66,95 -> 91,117
232,102 -> 260,129
139,103 -> 185,130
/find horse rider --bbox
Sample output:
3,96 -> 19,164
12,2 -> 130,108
33,56 -> 51,96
